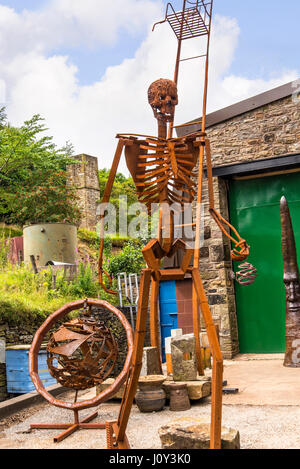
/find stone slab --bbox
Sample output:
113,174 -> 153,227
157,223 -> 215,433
96,378 -> 125,400
163,378 -> 211,400
171,336 -> 197,381
159,416 -> 240,449
140,347 -> 161,377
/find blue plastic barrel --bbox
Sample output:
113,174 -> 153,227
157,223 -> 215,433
6,345 -> 56,394
159,281 -> 178,363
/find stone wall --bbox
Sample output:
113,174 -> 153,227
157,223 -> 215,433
197,94 -> 300,358
0,320 -> 43,401
67,154 -> 100,231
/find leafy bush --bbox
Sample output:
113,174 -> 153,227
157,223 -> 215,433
107,240 -> 145,277
0,225 -> 23,238
0,235 -> 9,268
0,261 -> 118,326
0,110 -> 75,224
78,228 -> 99,244
10,168 -> 81,226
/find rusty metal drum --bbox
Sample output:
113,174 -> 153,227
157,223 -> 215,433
135,375 -> 166,413
169,382 -> 191,411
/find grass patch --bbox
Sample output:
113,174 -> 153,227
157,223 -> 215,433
0,224 -> 23,239
0,262 -> 119,327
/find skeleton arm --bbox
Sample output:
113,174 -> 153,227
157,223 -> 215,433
98,136 -> 147,294
204,138 -> 249,262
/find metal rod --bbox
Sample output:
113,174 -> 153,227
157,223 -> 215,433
169,0 -> 187,139
180,53 -> 207,62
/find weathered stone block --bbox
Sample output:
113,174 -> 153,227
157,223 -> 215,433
171,336 -> 197,382
208,294 -> 227,305
163,378 -> 211,401
96,378 -> 125,399
200,332 -> 209,348
159,417 -> 240,449
199,247 -> 209,258
140,347 -> 161,377
204,226 -> 211,240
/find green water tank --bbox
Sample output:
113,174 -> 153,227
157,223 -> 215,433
23,223 -> 77,267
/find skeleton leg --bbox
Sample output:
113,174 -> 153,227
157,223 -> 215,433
192,267 -> 223,450
111,269 -> 152,448
150,277 -> 163,374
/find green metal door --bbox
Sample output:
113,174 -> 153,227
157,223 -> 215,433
229,172 -> 300,353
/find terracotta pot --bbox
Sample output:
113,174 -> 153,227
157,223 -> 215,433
135,375 -> 166,413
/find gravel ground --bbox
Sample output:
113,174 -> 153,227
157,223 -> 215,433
1,391 -> 300,449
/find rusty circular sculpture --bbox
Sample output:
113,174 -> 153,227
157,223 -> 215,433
235,262 -> 258,286
29,299 -> 134,411
47,316 -> 119,391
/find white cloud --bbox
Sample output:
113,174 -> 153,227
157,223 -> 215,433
0,0 -> 163,57
0,2 -> 298,174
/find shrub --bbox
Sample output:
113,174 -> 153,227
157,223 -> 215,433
0,261 -> 118,326
11,169 -> 81,226
107,240 -> 145,277
0,235 -> 10,268
78,228 -> 100,247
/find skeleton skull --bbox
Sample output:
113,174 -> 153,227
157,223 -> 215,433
148,78 -> 178,122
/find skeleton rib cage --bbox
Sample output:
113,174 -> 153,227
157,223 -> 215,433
119,133 -> 199,210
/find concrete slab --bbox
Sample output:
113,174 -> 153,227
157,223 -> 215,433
223,354 -> 300,406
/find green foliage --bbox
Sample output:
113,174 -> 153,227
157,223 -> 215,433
0,224 -> 23,238
0,261 -> 118,326
98,168 -> 138,233
0,109 -> 76,224
10,168 -> 81,226
107,240 -> 145,277
0,235 -> 9,268
98,169 -> 137,206
0,263 -> 72,325
69,263 -> 99,298
78,228 -> 100,249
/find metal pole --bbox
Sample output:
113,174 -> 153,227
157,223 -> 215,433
168,0 -> 187,139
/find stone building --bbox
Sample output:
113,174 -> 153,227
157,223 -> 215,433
175,80 -> 300,358
67,154 -> 100,231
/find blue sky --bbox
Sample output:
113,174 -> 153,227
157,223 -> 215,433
4,0 -> 299,85
0,0 -> 298,171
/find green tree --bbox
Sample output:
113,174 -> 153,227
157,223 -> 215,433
11,168 -> 81,226
107,240 -> 145,277
0,108 -> 75,223
98,168 -> 138,234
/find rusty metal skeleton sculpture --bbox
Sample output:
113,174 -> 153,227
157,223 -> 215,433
97,3 -> 252,449
98,78 -> 250,450
28,0 -> 253,450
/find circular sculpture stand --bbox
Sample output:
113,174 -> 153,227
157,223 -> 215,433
28,299 -> 133,443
